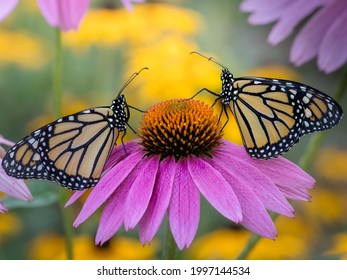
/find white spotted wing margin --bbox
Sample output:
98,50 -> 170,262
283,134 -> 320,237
2,107 -> 119,190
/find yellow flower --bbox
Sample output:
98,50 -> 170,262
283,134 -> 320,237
186,226 -> 309,260
64,4 -> 201,49
325,234 -> 347,259
0,29 -> 46,69
302,187 -> 347,226
0,213 -> 22,238
125,36 -> 220,108
28,234 -> 158,260
315,148 -> 347,183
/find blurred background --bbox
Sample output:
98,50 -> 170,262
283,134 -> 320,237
0,0 -> 346,260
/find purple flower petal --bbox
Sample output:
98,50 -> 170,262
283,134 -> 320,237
95,180 -> 132,245
73,150 -> 143,227
37,0 -> 89,31
168,159 -> 200,250
268,0 -> 326,45
0,159 -> 32,201
213,149 -> 294,217
290,0 -> 347,66
187,156 -> 242,222
242,0 -> 291,24
0,0 -> 18,22
318,6 -> 347,73
138,157 -> 176,245
64,190 -> 86,207
203,154 -> 277,238
124,156 -> 159,230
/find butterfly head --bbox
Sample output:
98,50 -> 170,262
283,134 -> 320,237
111,95 -> 129,130
220,69 -> 234,105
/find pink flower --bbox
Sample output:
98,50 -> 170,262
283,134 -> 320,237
0,135 -> 32,213
121,0 -> 145,11
241,0 -> 347,73
67,99 -> 315,250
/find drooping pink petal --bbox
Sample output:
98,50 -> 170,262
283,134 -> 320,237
318,6 -> 347,73
124,156 -> 159,230
121,0 -> 145,11
268,0 -> 326,45
187,156 -> 242,222
168,159 -> 200,250
138,157 -> 176,245
73,150 -> 143,227
37,0 -> 89,31
0,201 -> 7,213
290,0 -> 347,66
65,190 -> 86,207
0,159 -> 32,201
0,0 -> 18,22
95,179 -> 133,245
242,0 -> 292,24
215,140 -> 295,216
203,154 -> 277,238
249,155 -> 315,201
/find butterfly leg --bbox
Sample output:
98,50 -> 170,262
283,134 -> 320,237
190,88 -> 220,99
120,130 -> 128,156
220,105 -> 229,132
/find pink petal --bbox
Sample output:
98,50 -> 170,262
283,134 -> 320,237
0,0 -> 18,21
37,0 -> 89,31
65,190 -> 86,207
138,157 -> 176,245
168,159 -> 200,250
73,150 -> 143,227
0,135 -> 15,147
250,156 -> 315,201
213,148 -> 294,217
187,156 -> 242,222
290,0 -> 347,66
0,160 -> 32,201
318,6 -> 347,73
242,0 -> 292,24
268,0 -> 326,45
95,180 -> 132,245
203,154 -> 277,238
124,156 -> 159,230
0,201 -> 7,213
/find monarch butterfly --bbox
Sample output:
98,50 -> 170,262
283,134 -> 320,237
191,52 -> 343,159
1,68 -> 147,190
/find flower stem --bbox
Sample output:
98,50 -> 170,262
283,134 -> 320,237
54,29 -> 62,118
53,28 -> 74,260
236,69 -> 347,260
162,222 -> 178,259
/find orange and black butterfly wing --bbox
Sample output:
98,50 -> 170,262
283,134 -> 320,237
229,77 -> 305,159
2,129 -> 48,180
2,107 -> 118,190
294,84 -> 343,136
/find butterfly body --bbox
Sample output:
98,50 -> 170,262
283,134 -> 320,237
2,95 -> 129,190
217,68 -> 343,159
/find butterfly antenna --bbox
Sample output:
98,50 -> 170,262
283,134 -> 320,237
190,51 -> 228,70
117,67 -> 149,97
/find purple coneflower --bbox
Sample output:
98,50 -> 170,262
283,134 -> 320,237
0,135 -> 32,213
68,99 -> 315,250
241,0 -> 347,73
